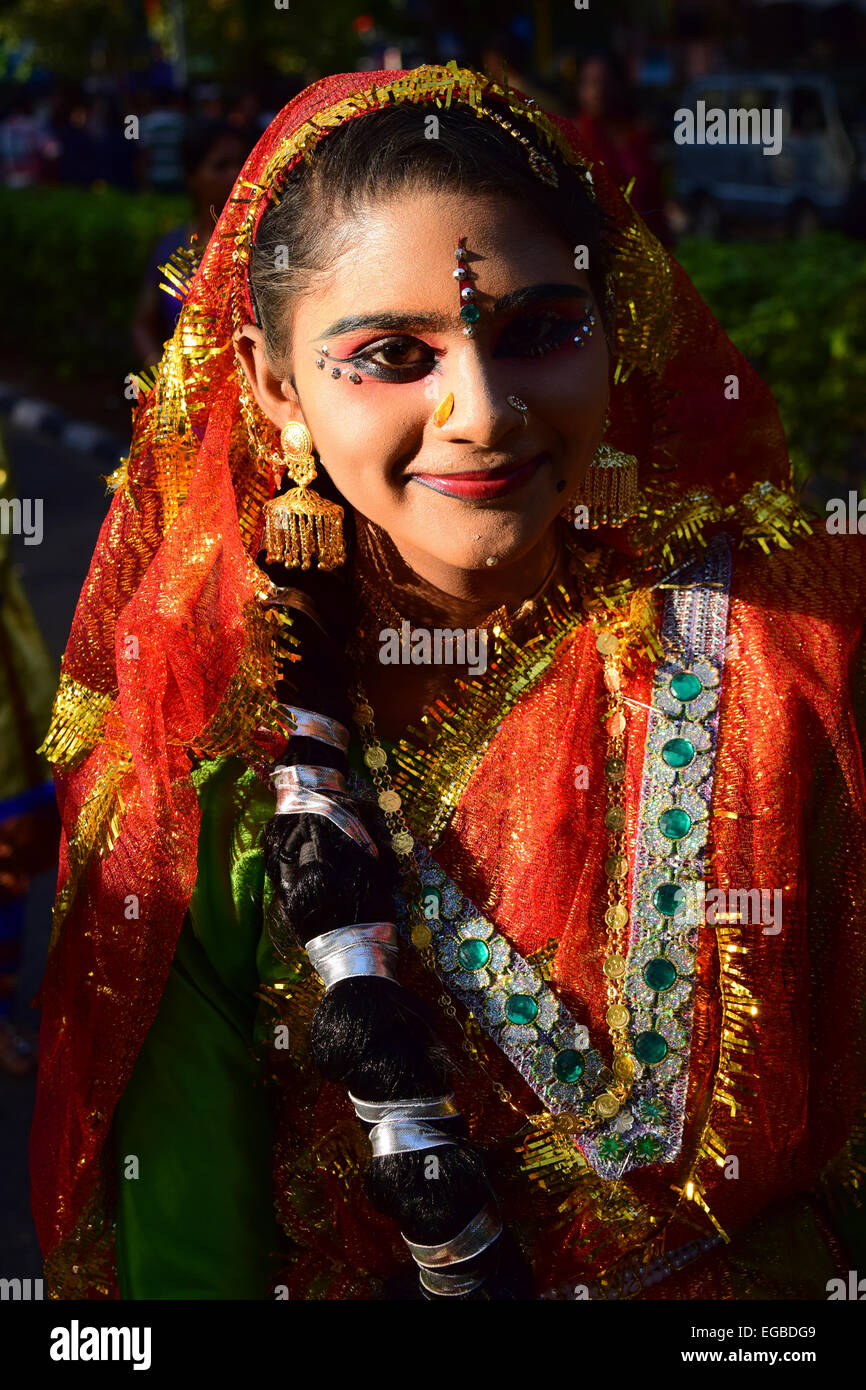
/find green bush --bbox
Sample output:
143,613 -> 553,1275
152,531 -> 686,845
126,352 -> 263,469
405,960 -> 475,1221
676,233 -> 866,490
0,185 -> 187,381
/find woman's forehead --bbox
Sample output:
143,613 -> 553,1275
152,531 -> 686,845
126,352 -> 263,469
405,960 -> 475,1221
291,189 -> 582,312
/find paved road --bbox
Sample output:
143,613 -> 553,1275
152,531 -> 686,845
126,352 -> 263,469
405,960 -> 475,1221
0,421 -> 123,1281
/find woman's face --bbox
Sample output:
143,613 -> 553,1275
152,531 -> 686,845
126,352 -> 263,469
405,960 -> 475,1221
237,187 -> 609,585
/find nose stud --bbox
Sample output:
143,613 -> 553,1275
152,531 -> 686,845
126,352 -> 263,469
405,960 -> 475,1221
507,394 -> 529,427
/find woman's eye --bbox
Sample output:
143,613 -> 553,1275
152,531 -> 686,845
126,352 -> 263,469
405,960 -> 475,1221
496,311 -> 588,358
356,337 -> 436,373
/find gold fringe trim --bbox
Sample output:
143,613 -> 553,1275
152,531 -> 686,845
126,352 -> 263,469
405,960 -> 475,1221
50,751 -> 132,947
38,671 -> 116,768
669,922 -> 762,1244
187,599 -> 289,762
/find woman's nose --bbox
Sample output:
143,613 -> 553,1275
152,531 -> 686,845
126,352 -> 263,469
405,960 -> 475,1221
433,348 -> 522,448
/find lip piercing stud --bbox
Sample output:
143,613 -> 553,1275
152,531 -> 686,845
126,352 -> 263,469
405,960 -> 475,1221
433,392 -> 455,428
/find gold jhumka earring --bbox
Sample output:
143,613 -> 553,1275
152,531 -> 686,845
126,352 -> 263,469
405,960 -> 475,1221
567,411 -> 639,529
261,421 -> 346,570
571,444 -> 639,528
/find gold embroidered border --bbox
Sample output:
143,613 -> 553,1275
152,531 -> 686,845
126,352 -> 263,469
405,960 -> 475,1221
39,670 -> 116,768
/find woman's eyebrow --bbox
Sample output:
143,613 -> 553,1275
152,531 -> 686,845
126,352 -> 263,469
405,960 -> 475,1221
313,284 -> 590,342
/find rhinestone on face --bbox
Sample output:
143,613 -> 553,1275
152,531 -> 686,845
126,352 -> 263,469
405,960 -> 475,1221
315,358 -> 325,369
460,287 -> 475,302
331,367 -> 341,378
453,266 -> 469,280
321,345 -> 329,355
348,372 -> 361,384
460,303 -> 480,324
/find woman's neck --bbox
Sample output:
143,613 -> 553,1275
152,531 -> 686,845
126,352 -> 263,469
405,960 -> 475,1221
353,513 -> 567,630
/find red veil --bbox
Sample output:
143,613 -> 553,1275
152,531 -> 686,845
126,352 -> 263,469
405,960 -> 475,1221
31,63 -> 818,1295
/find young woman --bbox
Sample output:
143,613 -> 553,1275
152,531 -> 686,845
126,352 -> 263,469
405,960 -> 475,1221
31,63 -> 866,1301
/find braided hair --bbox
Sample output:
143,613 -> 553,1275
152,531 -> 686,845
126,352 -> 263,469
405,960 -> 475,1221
250,103 -> 608,1299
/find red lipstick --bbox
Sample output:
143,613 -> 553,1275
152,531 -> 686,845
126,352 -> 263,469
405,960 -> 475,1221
410,453 -> 549,500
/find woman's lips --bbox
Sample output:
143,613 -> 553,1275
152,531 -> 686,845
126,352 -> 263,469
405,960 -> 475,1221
409,452 -> 550,500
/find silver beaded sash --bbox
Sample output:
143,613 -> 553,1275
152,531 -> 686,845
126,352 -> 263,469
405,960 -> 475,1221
352,536 -> 732,1180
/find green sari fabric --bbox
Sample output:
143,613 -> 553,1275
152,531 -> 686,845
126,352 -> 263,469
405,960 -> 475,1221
113,739 -> 386,1298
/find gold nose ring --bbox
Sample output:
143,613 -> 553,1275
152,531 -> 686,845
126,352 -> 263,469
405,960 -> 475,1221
432,392 -> 455,428
507,394 -> 528,426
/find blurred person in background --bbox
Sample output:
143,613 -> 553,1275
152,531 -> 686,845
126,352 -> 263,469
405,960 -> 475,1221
132,117 -> 248,368
573,51 -> 673,246
0,431 -> 59,1075
0,93 -> 58,187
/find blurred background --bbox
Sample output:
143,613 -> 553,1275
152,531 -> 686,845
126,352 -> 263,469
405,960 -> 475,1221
0,0 -> 864,1284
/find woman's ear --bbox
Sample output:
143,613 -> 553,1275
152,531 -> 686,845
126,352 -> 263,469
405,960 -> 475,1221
233,324 -> 305,430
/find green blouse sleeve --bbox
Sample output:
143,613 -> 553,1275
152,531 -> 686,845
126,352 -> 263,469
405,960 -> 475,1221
113,757 -> 283,1299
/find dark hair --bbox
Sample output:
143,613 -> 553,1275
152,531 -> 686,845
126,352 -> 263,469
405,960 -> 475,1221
250,102 -> 611,370
254,101 -> 607,1299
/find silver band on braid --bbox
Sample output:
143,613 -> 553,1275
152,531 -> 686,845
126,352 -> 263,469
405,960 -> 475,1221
349,1092 -> 459,1124
405,1204 -> 503,1298
403,1203 -> 502,1268
305,922 -> 400,990
277,705 -> 350,752
368,1117 -> 459,1157
271,764 -> 378,856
